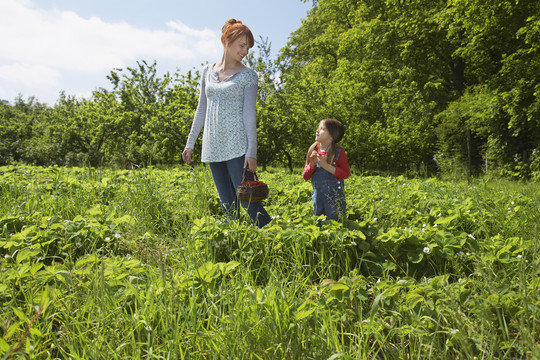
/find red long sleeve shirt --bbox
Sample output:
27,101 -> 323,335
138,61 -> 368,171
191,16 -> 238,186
302,147 -> 350,181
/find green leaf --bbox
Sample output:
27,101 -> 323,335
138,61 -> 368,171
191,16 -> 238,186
295,307 -> 315,321
0,337 -> 9,352
12,307 -> 29,322
16,248 -> 41,264
407,249 -> 423,263
434,214 -> 458,226
217,261 -> 240,275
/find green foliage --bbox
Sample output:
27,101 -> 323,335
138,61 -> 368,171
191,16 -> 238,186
0,165 -> 538,358
1,1 -> 539,179
278,0 -> 540,177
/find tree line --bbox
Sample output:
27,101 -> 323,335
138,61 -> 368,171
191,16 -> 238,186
1,0 -> 539,179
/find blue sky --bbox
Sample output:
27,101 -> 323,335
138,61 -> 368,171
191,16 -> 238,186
0,0 -> 312,105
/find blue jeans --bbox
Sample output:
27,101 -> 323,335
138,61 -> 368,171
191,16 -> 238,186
312,185 -> 346,224
209,155 -> 271,228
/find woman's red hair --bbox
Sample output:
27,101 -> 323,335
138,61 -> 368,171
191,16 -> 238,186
221,19 -> 254,48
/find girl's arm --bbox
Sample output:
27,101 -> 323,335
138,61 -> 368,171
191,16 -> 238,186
302,162 -> 316,180
333,149 -> 350,179
303,147 -> 318,180
317,148 -> 350,179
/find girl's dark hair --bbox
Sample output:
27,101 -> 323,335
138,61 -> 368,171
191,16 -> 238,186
305,118 -> 345,165
324,118 -> 345,145
221,19 -> 254,48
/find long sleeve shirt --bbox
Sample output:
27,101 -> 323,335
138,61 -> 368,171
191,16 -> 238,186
185,64 -> 258,162
302,147 -> 350,180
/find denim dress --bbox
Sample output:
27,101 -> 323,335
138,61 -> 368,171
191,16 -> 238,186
311,147 -> 346,222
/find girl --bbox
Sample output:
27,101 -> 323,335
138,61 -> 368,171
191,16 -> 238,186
182,19 -> 271,228
302,118 -> 350,223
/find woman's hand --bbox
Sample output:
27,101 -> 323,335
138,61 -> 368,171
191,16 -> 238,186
182,148 -> 193,163
245,157 -> 257,172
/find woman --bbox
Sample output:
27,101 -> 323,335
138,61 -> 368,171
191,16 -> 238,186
182,19 -> 271,228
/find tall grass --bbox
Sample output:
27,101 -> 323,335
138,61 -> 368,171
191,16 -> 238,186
0,165 -> 538,359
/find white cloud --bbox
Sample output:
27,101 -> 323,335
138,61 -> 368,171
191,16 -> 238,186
0,0 -> 221,102
0,64 -> 61,88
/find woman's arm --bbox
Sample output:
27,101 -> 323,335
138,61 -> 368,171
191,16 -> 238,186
243,84 -> 257,160
185,66 -> 209,151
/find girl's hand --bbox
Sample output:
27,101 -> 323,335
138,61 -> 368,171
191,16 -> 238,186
245,157 -> 257,172
317,153 -> 336,174
317,152 -> 328,166
182,148 -> 193,163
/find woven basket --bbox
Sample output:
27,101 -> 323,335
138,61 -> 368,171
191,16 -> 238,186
236,168 -> 269,203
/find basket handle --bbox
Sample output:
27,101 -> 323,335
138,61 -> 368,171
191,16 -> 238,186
241,166 -> 258,185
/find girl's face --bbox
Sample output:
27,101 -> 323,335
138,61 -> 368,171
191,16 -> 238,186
315,121 -> 332,144
226,35 -> 250,63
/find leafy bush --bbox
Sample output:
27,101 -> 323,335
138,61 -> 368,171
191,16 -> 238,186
0,165 -> 538,359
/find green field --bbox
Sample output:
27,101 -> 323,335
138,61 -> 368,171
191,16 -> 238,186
1,165 -> 538,359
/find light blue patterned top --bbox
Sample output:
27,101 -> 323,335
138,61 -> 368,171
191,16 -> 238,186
185,64 -> 258,162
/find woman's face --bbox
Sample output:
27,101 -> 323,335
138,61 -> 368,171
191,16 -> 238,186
227,35 -> 250,63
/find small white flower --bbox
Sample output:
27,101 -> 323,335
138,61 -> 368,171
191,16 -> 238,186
457,251 -> 464,257
468,234 -> 476,240
423,224 -> 426,228
19,217 -> 24,221
466,252 -> 470,256
423,247 -> 431,254
47,217 -> 51,221
422,228 -> 425,233
105,237 -> 111,241
373,218 -> 377,221
114,233 -> 121,238
224,231 -> 228,236
517,254 -> 522,259
450,329 -> 459,336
